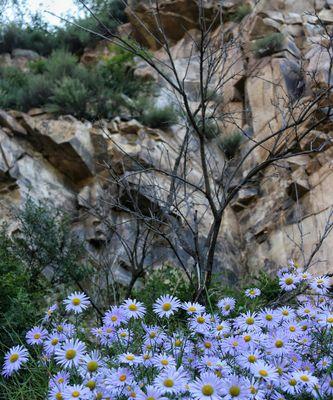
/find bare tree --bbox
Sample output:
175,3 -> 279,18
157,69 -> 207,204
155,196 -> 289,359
67,0 -> 333,301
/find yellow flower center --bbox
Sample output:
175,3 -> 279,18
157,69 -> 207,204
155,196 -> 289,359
87,360 -> 99,372
163,379 -> 174,388
111,316 -> 118,322
285,278 -> 294,285
51,338 -> 59,346
249,289 -> 256,295
246,317 -> 254,325
149,332 -> 156,339
72,298 -> 81,306
204,342 -> 212,349
216,325 -> 223,331
232,341 -> 239,347
96,393 -> 103,400
55,393 -> 63,400
120,332 -> 127,337
282,310 -> 289,316
128,304 -> 138,311
86,380 -> 96,390
188,306 -> 196,312
224,305 -> 231,311
65,349 -> 76,360
327,317 -> 333,323
317,279 -> 324,284
72,391 -> 80,398
162,303 -> 172,311
289,379 -> 297,386
259,369 -> 268,377
58,378 -> 64,384
9,353 -> 19,363
248,355 -> 257,363
147,397 -> 155,400
265,314 -> 273,321
33,333 -> 41,340
244,335 -> 251,342
329,380 -> 333,388
275,340 -> 283,348
197,316 -> 205,324
300,375 -> 309,382
289,326 -> 296,332
175,339 -> 182,347
201,384 -> 214,396
126,355 -> 135,361
229,386 -> 241,397
250,386 -> 257,394
161,359 -> 169,366
119,374 -> 127,382
57,325 -> 64,332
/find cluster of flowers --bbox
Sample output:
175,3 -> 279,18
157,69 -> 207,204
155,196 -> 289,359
2,262 -> 333,400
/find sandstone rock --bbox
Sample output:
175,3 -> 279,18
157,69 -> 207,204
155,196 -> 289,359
118,119 -> 143,134
0,110 -> 27,136
284,13 -> 302,24
318,9 -> 333,23
12,48 -> 40,60
21,115 -> 95,181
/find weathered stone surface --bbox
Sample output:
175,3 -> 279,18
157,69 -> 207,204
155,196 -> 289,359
20,115 -> 95,181
0,110 -> 27,136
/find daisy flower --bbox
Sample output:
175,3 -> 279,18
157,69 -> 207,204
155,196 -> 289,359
237,349 -> 261,369
190,371 -> 223,400
182,302 -> 205,315
293,370 -> 319,387
44,304 -> 58,321
265,332 -> 292,356
152,353 -> 176,369
245,288 -> 261,299
281,376 -> 301,395
252,361 -> 279,382
122,299 -> 146,319
153,366 -> 188,395
49,371 -> 70,387
106,367 -> 133,387
119,352 -> 140,365
48,383 -> 67,400
258,308 -> 279,329
279,273 -> 300,291
153,295 -> 181,318
217,297 -> 236,316
221,375 -> 251,399
26,326 -> 48,345
63,292 -> 90,314
234,311 -> 259,332
189,313 -> 211,334
81,351 -> 104,374
55,339 -> 86,369
137,385 -> 168,400
2,345 -> 29,378
310,275 -> 331,294
63,384 -> 90,400
44,334 -> 62,355
103,306 -> 127,327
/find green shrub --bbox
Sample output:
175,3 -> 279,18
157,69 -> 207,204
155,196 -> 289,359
139,105 -> 179,128
195,116 -> 220,139
253,32 -> 284,58
231,4 -> 252,22
47,77 -> 90,117
218,130 -> 244,159
0,66 -> 28,109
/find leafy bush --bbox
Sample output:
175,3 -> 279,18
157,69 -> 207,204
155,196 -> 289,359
2,262 -> 332,400
231,4 -> 252,22
218,130 -> 244,159
194,116 -> 220,139
139,105 -> 179,128
253,33 -> 284,58
48,77 -> 90,117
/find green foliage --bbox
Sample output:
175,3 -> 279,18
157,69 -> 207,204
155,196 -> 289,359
0,1 -> 128,56
253,33 -> 284,58
48,77 -> 90,117
133,265 -> 192,311
0,228 -> 48,352
195,116 -> 220,139
139,105 -> 179,129
0,352 -> 51,400
230,4 -> 252,22
218,131 -> 244,159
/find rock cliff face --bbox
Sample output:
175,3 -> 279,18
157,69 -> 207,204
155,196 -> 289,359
0,0 -> 333,285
